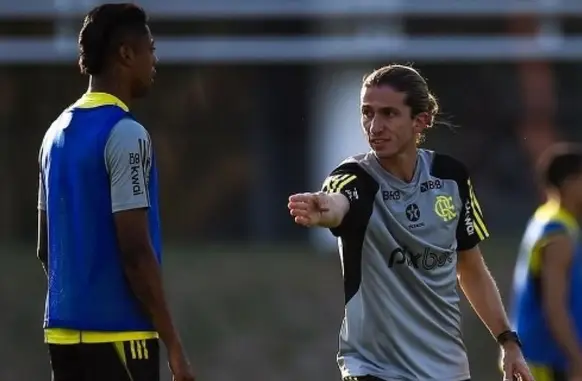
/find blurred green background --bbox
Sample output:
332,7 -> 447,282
1,238 -> 518,381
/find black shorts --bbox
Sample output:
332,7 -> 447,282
49,339 -> 159,381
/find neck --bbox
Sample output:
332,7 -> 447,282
548,193 -> 580,219
377,148 -> 418,183
87,75 -> 131,108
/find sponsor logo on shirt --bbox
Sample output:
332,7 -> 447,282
420,179 -> 442,193
128,138 -> 152,197
464,199 -> 475,236
129,152 -> 143,196
405,203 -> 421,222
382,190 -> 401,201
405,203 -> 425,229
388,246 -> 454,271
344,188 -> 359,201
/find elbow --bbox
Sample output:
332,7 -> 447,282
36,247 -> 46,262
37,243 -> 47,265
118,239 -> 152,271
541,295 -> 564,320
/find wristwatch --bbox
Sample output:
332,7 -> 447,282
496,330 -> 522,348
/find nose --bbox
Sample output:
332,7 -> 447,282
369,116 -> 384,136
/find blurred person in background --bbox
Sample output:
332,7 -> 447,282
511,143 -> 582,381
288,64 -> 533,381
36,4 -> 194,381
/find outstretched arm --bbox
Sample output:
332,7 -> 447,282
289,163 -> 373,233
288,192 -> 349,228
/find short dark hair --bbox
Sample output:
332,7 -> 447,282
539,143 -> 582,189
78,3 -> 149,76
363,64 -> 439,143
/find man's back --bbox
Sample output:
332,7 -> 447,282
323,149 -> 487,381
39,93 -> 161,336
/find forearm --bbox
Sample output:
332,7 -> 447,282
37,211 -> 48,276
37,247 -> 48,275
459,265 -> 510,337
317,193 -> 350,228
122,247 -> 182,351
544,300 -> 582,362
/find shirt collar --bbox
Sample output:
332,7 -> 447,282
72,92 -> 129,112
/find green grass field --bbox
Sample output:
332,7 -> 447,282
0,239 -> 519,380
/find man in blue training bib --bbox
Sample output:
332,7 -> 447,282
36,3 -> 194,381
511,143 -> 582,381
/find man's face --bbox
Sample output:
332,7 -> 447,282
360,85 -> 425,159
564,172 -> 582,208
121,26 -> 157,98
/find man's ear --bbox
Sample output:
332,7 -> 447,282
118,44 -> 135,68
413,112 -> 430,133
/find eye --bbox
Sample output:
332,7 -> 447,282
361,108 -> 373,119
381,108 -> 397,118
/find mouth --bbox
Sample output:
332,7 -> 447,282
370,138 -> 390,145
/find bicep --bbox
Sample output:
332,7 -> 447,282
113,209 -> 152,265
540,235 -> 573,303
105,120 -> 152,213
456,178 -> 489,251
37,210 -> 47,260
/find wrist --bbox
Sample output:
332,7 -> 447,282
496,330 -> 522,349
167,339 -> 184,354
501,341 -> 521,352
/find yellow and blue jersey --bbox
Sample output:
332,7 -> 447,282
511,200 -> 582,370
38,93 -> 161,344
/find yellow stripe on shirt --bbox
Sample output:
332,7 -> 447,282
44,328 -> 158,344
323,174 -> 357,194
468,180 -> 489,239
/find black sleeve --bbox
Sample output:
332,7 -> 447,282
431,154 -> 490,251
321,162 -> 378,237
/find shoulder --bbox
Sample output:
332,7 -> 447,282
329,154 -> 367,174
535,204 -> 579,240
104,119 -> 151,166
323,154 -> 379,193
425,150 -> 469,184
330,152 -> 381,176
107,118 -> 150,143
329,154 -> 378,185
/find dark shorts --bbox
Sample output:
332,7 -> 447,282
49,339 -> 159,381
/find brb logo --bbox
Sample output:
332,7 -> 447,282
388,246 -> 454,270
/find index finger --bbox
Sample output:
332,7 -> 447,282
503,364 -> 515,381
289,193 -> 314,203
516,364 -> 534,381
